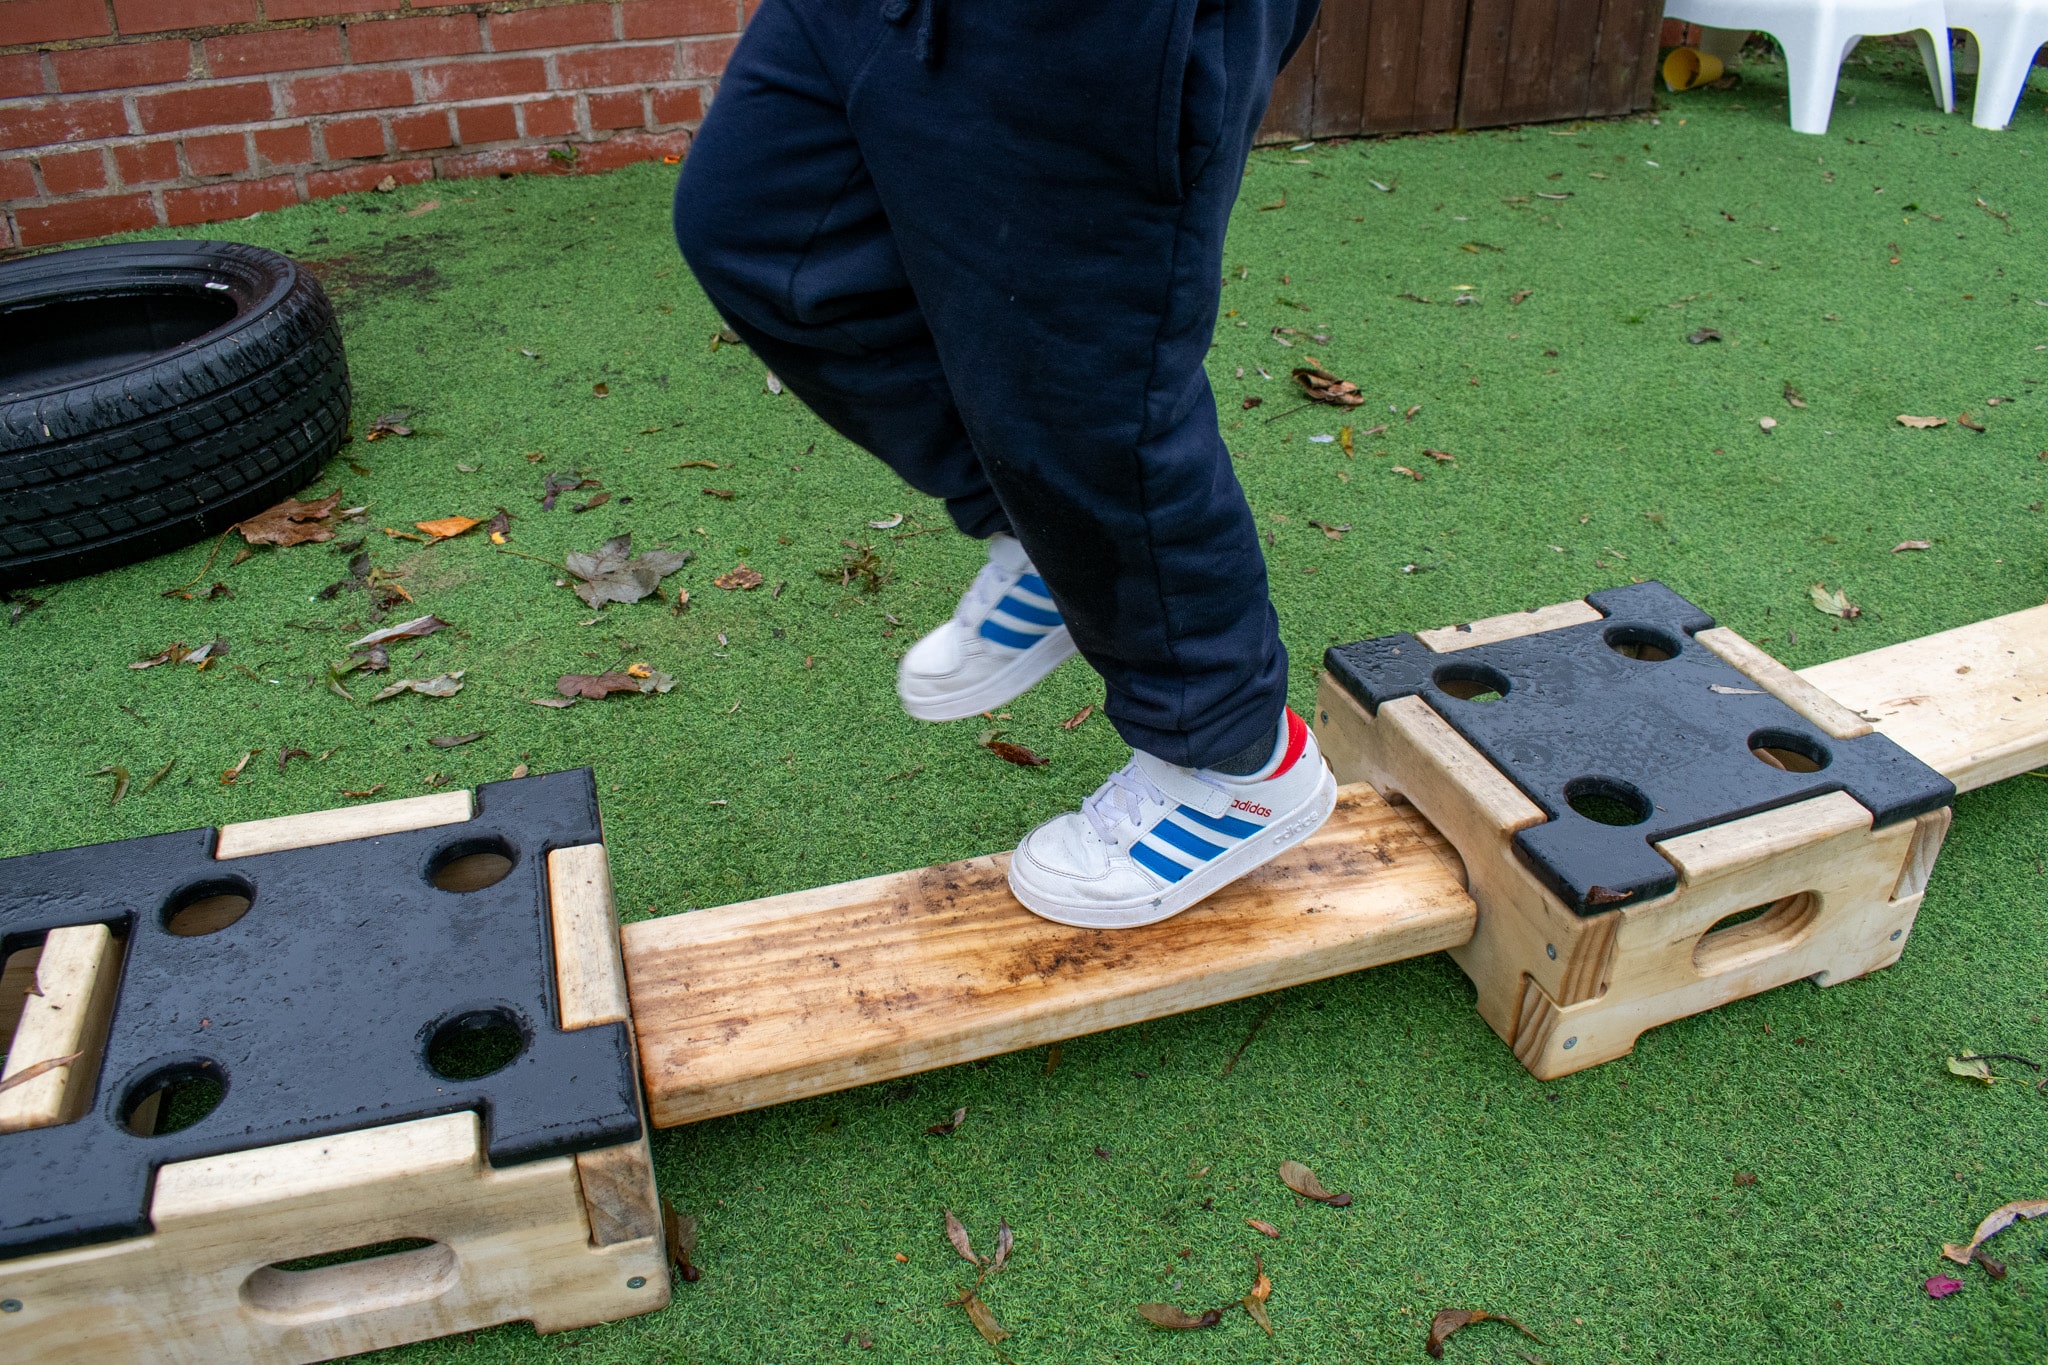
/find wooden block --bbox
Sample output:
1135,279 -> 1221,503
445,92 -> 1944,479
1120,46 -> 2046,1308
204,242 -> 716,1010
214,791 -> 473,860
549,846 -> 631,1030
1415,598 -> 1603,653
0,924 -> 123,1134
1695,627 -> 1875,739
624,784 -> 1475,1130
1798,603 -> 2048,793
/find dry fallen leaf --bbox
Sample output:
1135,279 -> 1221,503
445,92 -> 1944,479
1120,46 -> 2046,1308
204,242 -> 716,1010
349,615 -> 450,648
1733,1171 -> 1759,1187
661,1199 -> 702,1282
1958,412 -> 1986,432
566,534 -> 693,607
556,670 -> 673,699
342,783 -> 385,798
1896,414 -> 1946,429
233,487 -> 344,546
1784,383 -> 1809,408
1809,583 -> 1861,619
1278,1159 -> 1353,1207
927,1106 -> 969,1136
1925,1273 -> 1964,1298
1709,684 -> 1764,695
371,671 -> 464,701
1944,1199 -> 2048,1265
702,488 -> 736,500
961,1292 -> 1009,1345
1894,540 -> 1932,552
487,507 -> 513,544
428,731 -> 485,748
1422,447 -> 1456,463
1246,1218 -> 1281,1238
1060,703 -> 1094,730
1292,364 -> 1366,407
1391,466 -> 1423,481
1427,1309 -> 1542,1359
1243,1254 -> 1274,1336
714,565 -> 765,591
93,765 -> 130,805
363,411 -> 412,439
981,733 -> 1049,767
992,1219 -> 1013,1273
1946,1054 -> 1995,1083
1758,416 -> 1778,432
868,513 -> 905,529
944,1209 -> 979,1264
591,382 -> 610,397
1138,1303 -> 1224,1330
1686,327 -> 1722,344
221,748 -> 260,784
416,515 -> 480,539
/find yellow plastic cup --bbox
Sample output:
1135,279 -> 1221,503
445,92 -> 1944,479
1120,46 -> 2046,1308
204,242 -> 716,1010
1661,46 -> 1726,92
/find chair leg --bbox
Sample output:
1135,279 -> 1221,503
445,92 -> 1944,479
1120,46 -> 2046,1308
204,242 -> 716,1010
1967,25 -> 2045,128
1910,25 -> 1957,112
1777,25 -> 1851,133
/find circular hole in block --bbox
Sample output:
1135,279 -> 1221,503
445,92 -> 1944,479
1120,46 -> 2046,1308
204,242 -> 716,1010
1749,728 -> 1830,773
424,1007 -> 526,1080
1694,891 -> 1821,973
1564,776 -> 1652,826
427,837 -> 516,893
1432,661 -> 1512,705
163,877 -> 255,936
1604,625 -> 1680,662
122,1060 -> 227,1136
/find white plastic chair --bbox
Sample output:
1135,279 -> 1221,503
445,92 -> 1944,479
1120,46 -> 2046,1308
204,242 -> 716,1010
1662,0 -> 1954,132
1946,1 -> 2048,128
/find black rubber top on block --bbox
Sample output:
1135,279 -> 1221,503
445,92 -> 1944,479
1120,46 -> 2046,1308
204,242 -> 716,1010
1324,582 -> 1955,915
0,768 -> 640,1260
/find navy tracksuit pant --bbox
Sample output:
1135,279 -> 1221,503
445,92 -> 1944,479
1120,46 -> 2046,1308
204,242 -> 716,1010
674,0 -> 1320,769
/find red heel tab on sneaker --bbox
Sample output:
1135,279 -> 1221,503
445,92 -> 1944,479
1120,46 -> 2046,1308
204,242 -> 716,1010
1270,708 -> 1309,779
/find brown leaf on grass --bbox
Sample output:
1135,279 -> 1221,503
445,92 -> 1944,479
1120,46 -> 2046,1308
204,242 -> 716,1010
1686,327 -> 1722,344
363,412 -> 412,440
416,515 -> 480,539
1139,1304 -> 1224,1330
1510,288 -> 1532,304
1894,540 -> 1932,552
1257,192 -> 1286,211
992,1219 -> 1013,1272
961,1293 -> 1010,1345
1391,466 -> 1423,481
1307,520 -> 1351,540
1060,704 -> 1094,730
981,734 -> 1049,767
556,670 -> 672,699
1292,365 -> 1366,407
1942,1200 -> 2048,1265
1896,415 -> 1946,428
1279,1160 -> 1354,1207
944,1209 -> 979,1264
234,488 -> 344,546
819,543 -> 888,593
1426,1309 -> 1542,1359
221,748 -> 260,784
567,534 -> 693,607
1809,583 -> 1861,619
673,460 -> 722,470
714,565 -> 765,591
131,642 -> 192,669
1733,1171 -> 1758,1187
1423,447 -> 1456,463
93,765 -> 130,805
1246,1218 -> 1281,1238
276,746 -> 311,774
488,508 -> 513,544
349,615 -> 449,648
927,1106 -> 969,1137
1242,395 -> 1263,410
1784,383 -> 1809,408
343,783 -> 386,798
591,382 -> 610,397
1958,412 -> 1986,433
572,491 -> 612,513
429,731 -> 485,748
540,471 -> 600,511
529,697 -> 579,708
1243,1254 -> 1274,1336
661,1199 -> 702,1281
1361,422 -> 1389,438
370,671 -> 465,702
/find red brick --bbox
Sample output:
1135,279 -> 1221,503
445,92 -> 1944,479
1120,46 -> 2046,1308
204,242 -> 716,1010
0,156 -> 39,200
252,121 -> 312,166
52,40 -> 188,93
285,67 -> 411,116
111,137 -> 180,184
453,101 -> 516,144
0,96 -> 128,151
203,26 -> 342,77
390,107 -> 449,151
319,114 -> 383,159
183,130 -> 246,175
416,56 -> 545,103
346,13 -> 479,64
677,35 -> 736,78
556,43 -> 675,90
38,146 -> 107,193
579,127 -> 688,172
135,81 -> 272,133
487,3 -> 612,51
622,0 -> 736,40
164,173 -> 297,225
584,87 -> 642,130
520,94 -> 576,138
439,143 -> 559,179
111,0 -> 257,34
16,192 -> 159,246
650,84 -> 701,124
305,155 -> 428,198
3,0 -> 111,43
260,0 -> 380,20
0,54 -> 43,100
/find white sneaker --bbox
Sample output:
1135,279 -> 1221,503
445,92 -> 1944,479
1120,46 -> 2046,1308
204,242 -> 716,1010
896,533 -> 1077,722
1008,708 -> 1338,929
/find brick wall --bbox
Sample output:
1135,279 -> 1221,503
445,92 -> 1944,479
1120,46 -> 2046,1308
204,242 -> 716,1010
0,0 -> 744,249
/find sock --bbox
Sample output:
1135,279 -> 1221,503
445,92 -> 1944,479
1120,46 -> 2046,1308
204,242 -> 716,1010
1206,708 -> 1291,777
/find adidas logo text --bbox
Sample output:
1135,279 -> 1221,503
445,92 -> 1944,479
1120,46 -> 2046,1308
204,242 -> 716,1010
1230,798 -> 1272,818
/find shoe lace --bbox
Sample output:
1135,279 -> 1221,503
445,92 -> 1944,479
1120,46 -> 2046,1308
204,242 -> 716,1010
1082,759 -> 1170,844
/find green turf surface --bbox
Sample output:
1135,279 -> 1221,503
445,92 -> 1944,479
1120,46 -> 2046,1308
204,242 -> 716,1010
6,40 -> 2047,1363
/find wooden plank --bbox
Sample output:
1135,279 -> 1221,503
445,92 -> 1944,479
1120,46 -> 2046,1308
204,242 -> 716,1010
1457,0 -> 1516,128
1311,0 -> 1373,138
1798,604 -> 2048,792
1411,0 -> 1472,127
0,923 -> 122,1134
547,845 -> 630,1030
1257,9 -> 1321,144
1544,0 -> 1606,117
1501,0 -> 1565,124
624,784 -> 1475,1130
1416,598 -> 1603,652
214,790 -> 473,860
575,1142 -> 662,1248
1695,627 -> 1876,740
0,1113 -> 669,1362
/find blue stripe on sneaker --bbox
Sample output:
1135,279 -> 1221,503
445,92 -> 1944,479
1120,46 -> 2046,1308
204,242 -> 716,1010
1172,805 -> 1263,838
1017,574 -> 1048,596
1150,818 -> 1228,862
995,595 -> 1062,627
979,619 -> 1044,649
1130,840 -> 1192,883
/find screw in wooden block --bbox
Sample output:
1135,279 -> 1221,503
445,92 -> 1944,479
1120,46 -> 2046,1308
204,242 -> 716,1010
1562,1037 -> 1577,1050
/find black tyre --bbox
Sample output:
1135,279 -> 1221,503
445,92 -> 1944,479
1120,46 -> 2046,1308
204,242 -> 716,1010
0,240 -> 350,589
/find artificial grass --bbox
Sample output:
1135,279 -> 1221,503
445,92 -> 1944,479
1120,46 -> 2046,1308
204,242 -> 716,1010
4,39 -> 2046,1364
